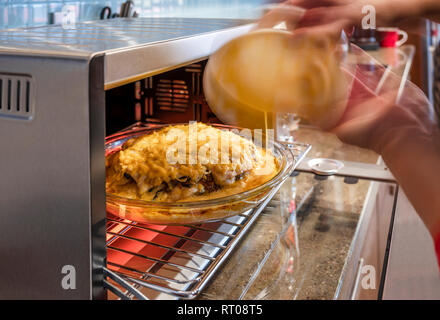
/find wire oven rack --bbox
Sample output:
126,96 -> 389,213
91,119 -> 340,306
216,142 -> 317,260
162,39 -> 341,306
103,133 -> 311,300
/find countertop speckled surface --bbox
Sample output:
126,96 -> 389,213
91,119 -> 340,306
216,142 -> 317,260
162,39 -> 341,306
199,127 -> 380,300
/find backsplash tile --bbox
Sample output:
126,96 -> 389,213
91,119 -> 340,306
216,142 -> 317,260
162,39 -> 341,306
8,4 -> 29,28
31,3 -> 49,26
0,0 -> 268,29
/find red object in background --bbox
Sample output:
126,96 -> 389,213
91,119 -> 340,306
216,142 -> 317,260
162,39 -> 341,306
377,28 -> 408,48
380,31 -> 399,47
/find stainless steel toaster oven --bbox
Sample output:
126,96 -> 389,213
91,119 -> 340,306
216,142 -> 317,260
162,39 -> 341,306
0,17 -> 399,300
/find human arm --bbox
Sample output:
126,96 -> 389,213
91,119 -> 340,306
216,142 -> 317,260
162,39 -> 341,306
287,0 -> 440,30
258,0 -> 440,260
332,71 -> 440,240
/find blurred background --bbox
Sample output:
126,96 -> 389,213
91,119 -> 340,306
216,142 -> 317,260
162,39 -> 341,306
0,0 -> 436,104
0,0 -> 277,29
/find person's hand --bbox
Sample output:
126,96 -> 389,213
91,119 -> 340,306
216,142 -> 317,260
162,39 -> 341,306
258,0 -> 433,41
258,0 -> 440,241
257,2 -> 348,41
332,62 -> 439,154
326,52 -> 440,238
341,67 -> 440,238
286,0 -> 425,31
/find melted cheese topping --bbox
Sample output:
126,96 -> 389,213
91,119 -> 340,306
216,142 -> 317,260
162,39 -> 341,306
106,123 -> 279,202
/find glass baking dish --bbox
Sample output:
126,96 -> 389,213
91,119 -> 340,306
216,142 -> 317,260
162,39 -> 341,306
105,123 -> 296,225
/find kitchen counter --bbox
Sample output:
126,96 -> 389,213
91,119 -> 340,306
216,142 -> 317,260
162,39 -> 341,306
199,45 -> 415,300
199,127 -> 382,299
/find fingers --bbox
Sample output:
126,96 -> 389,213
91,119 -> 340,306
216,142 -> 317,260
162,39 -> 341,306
258,1 -> 357,36
296,7 -> 337,28
283,0 -> 341,10
332,69 -> 435,151
330,91 -> 397,149
297,4 -> 358,29
257,5 -> 305,30
292,19 -> 350,43
258,1 -> 349,32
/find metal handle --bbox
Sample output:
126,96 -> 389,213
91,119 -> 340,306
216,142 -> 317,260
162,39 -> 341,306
350,258 -> 364,300
296,157 -> 396,183
278,141 -> 312,174
100,6 -> 112,20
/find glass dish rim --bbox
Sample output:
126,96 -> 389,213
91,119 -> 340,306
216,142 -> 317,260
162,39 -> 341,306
105,123 -> 295,209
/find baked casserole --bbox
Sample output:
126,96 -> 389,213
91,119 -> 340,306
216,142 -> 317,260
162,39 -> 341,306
106,123 -> 279,203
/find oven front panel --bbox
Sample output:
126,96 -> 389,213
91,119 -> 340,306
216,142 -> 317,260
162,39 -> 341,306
0,54 -> 103,299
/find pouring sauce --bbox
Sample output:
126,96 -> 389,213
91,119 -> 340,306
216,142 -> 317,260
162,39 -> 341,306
203,29 -> 350,132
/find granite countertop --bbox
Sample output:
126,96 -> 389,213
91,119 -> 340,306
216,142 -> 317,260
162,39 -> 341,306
200,128 -> 380,300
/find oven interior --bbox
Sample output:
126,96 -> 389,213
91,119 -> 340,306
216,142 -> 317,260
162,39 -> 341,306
105,60 -> 219,136
102,56 -> 397,300
103,60 -> 312,300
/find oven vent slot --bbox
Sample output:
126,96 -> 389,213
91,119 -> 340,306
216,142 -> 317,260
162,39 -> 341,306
156,79 -> 190,113
0,73 -> 34,121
